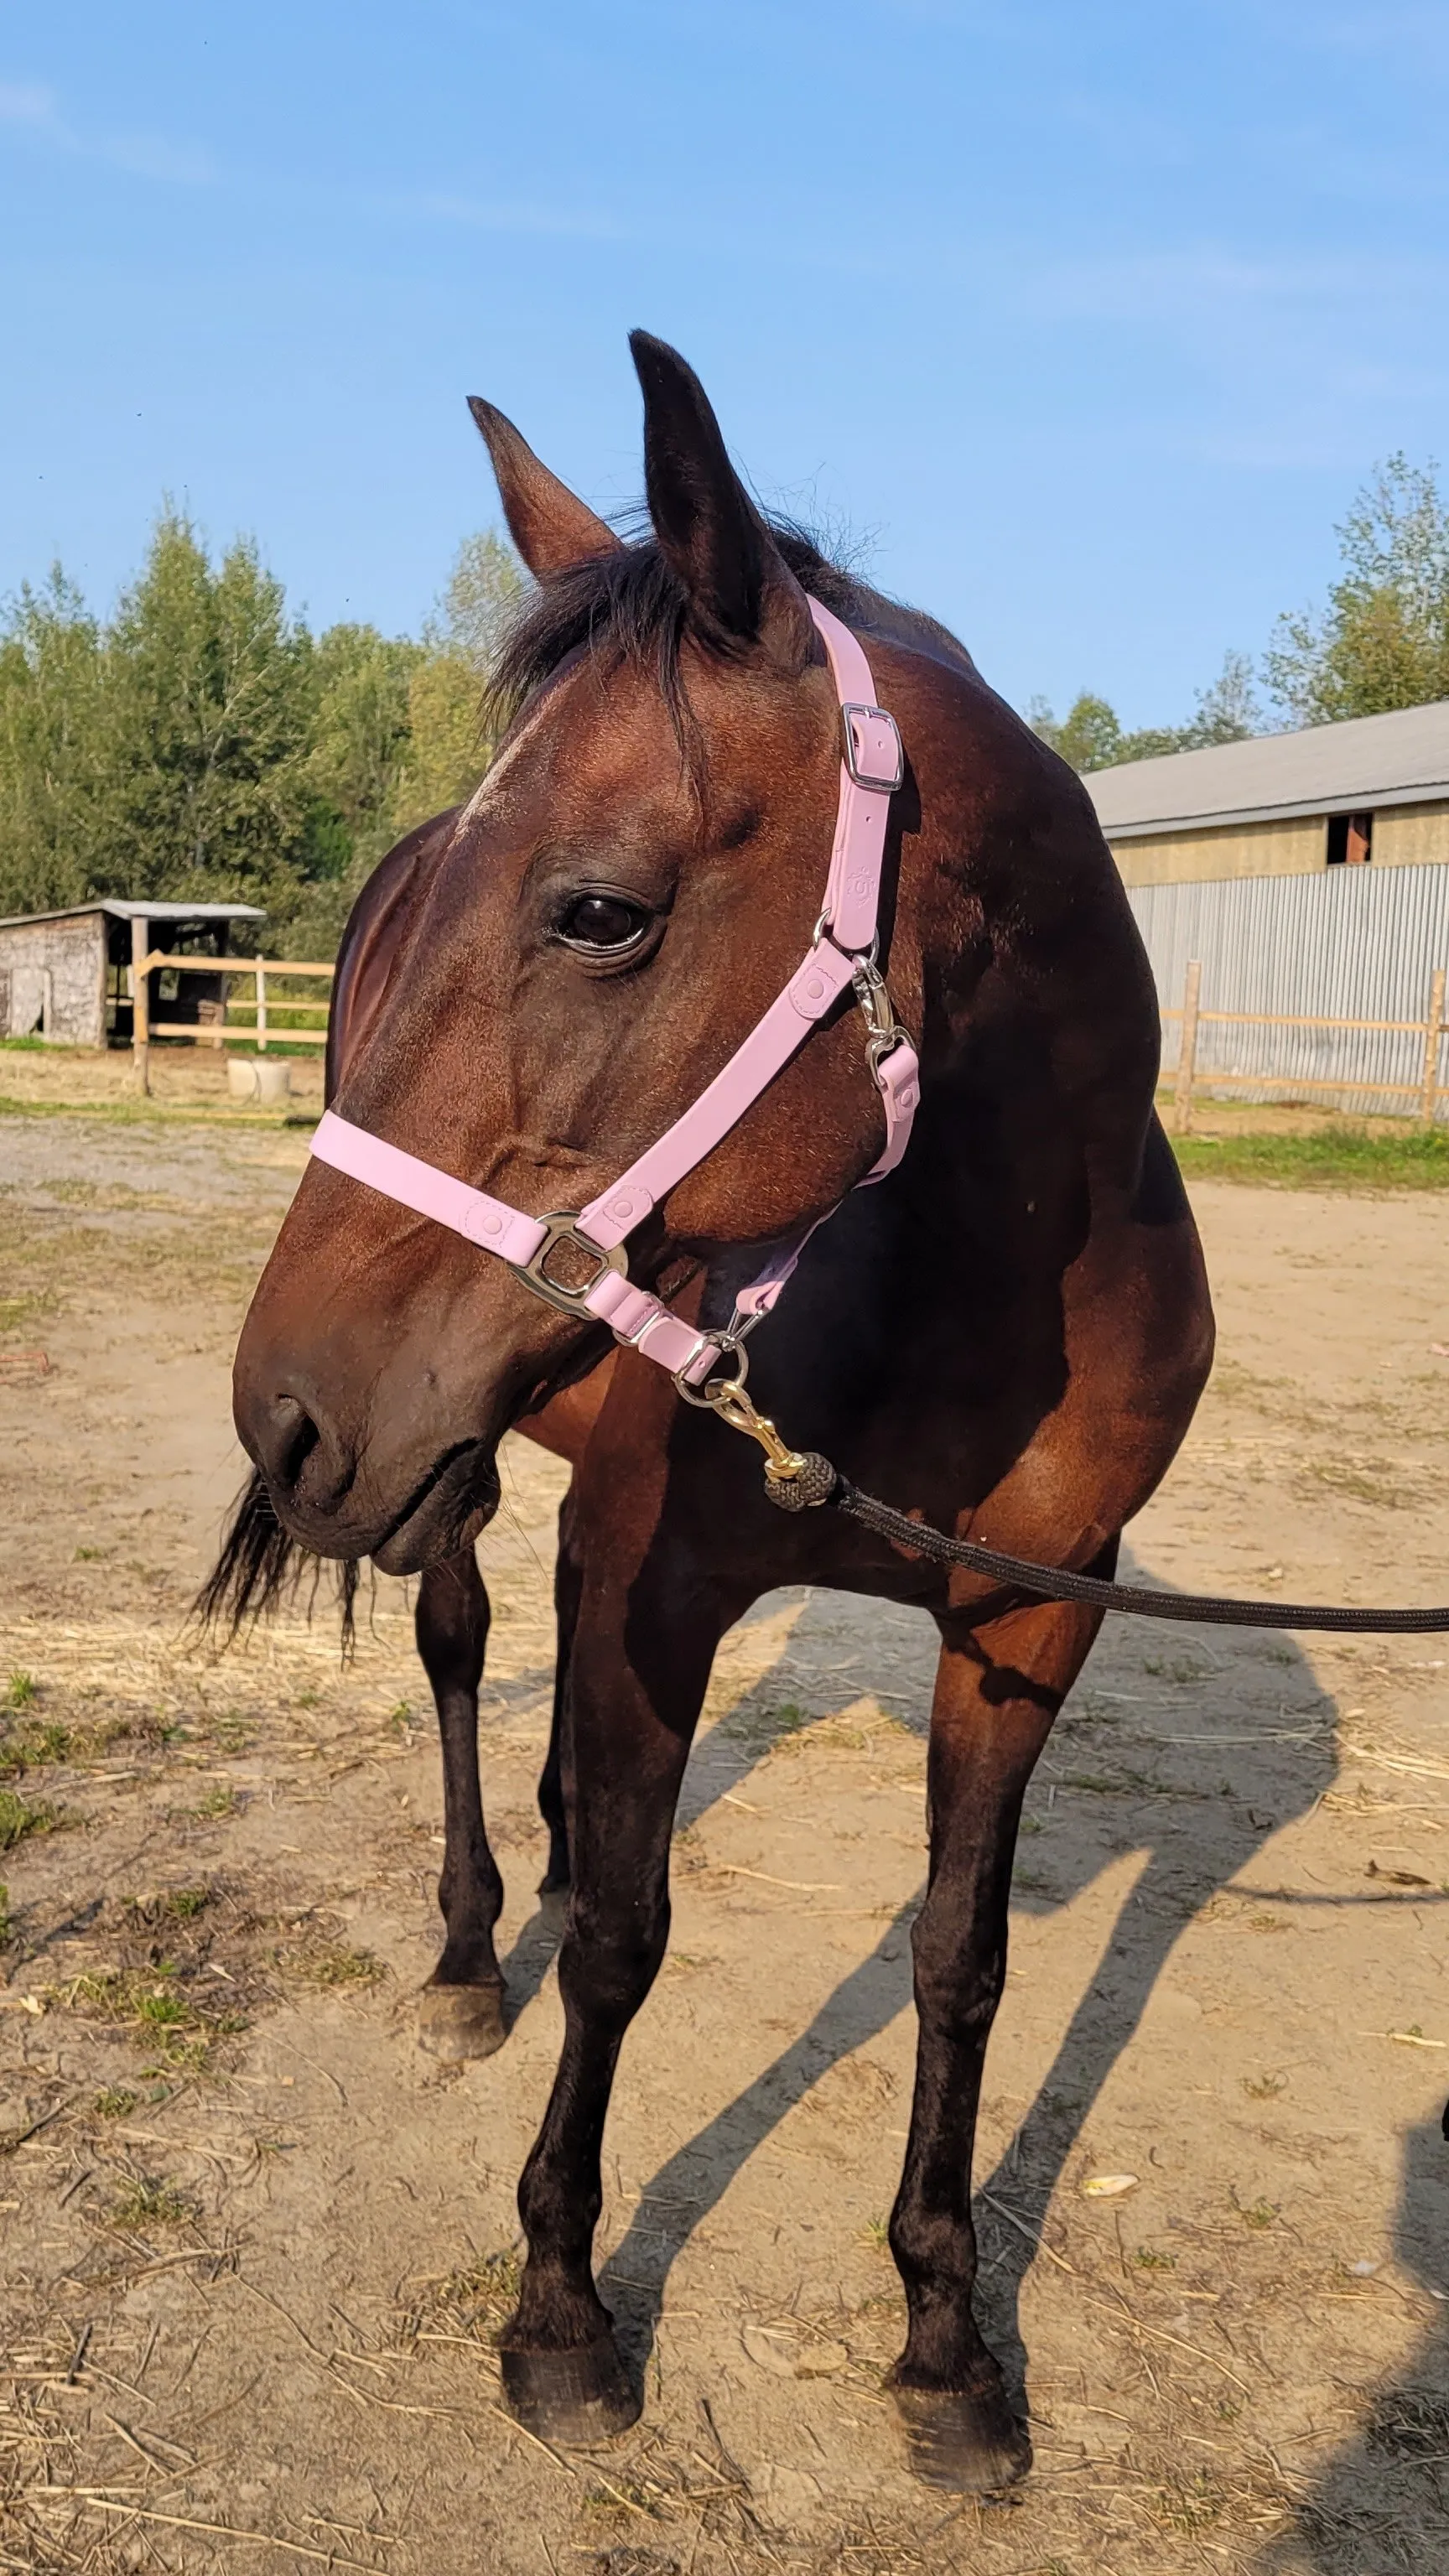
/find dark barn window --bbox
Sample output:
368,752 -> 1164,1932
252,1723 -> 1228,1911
1327,811 -> 1374,865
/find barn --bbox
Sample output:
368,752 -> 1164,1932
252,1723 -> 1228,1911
1087,697 -> 1449,886
1086,701 -> 1449,1118
0,901 -> 265,1047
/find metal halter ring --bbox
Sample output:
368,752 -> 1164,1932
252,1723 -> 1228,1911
517,1214 -> 628,1318
673,1335 -> 750,1409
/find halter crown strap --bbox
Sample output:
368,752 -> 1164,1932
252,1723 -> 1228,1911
310,595 -> 918,1385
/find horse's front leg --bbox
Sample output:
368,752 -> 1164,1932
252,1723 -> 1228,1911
889,1586 -> 1107,2490
498,1514 -> 721,2445
414,1547 -> 508,2061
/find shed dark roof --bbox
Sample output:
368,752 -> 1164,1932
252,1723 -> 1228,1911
1086,699 -> 1449,840
0,901 -> 266,931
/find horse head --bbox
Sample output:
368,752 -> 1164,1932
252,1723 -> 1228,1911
231,335 -> 947,1573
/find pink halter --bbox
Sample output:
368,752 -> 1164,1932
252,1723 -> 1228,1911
310,597 -> 920,1389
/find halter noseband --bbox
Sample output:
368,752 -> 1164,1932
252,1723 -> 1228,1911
310,597 -> 919,1394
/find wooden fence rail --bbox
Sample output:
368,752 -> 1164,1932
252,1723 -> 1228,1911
130,952 -> 335,1095
1164,958 -> 1449,1135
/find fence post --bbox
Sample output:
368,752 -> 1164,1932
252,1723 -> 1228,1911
1174,959 -> 1202,1136
130,916 -> 150,1098
1420,967 -> 1446,1126
255,955 -> 267,1053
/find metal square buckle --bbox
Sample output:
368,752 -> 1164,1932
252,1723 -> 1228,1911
840,703 -> 905,795
517,1213 -> 628,1317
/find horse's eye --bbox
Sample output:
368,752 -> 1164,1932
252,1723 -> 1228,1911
557,892 -> 651,953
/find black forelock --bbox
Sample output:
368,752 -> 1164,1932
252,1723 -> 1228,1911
482,518 -> 865,751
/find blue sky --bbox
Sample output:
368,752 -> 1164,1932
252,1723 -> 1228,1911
3,3 -> 1447,726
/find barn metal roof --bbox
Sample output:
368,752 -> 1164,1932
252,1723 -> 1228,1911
0,900 -> 266,930
1086,698 -> 1449,840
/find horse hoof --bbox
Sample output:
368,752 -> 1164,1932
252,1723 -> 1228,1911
416,1980 -> 506,2060
891,2381 -> 1032,2492
499,2336 -> 641,2449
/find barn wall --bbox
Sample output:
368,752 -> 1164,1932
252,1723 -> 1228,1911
1373,800 -> 1449,868
0,916 -> 106,1044
1127,863 -> 1449,1119
1109,817 -> 1324,886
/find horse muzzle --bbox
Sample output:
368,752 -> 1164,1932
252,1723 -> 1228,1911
237,1375 -> 503,1574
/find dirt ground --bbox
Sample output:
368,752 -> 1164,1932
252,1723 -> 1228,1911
3,1089 -> 1449,2575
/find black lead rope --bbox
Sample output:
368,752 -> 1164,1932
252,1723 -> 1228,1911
763,1454 -> 1449,1634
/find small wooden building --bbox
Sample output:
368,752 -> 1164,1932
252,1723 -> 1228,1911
0,901 -> 265,1046
1088,698 -> 1449,886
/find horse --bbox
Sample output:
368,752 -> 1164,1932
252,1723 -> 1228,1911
206,330 -> 1214,2492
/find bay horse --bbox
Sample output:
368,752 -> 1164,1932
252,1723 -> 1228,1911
210,333 -> 1214,2490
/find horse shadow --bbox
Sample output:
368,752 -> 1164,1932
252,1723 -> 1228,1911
1265,2111 -> 1449,2573
575,1555 -> 1340,2381
490,1546 -> 1443,2466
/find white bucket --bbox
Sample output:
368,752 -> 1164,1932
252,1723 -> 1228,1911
227,1057 -> 292,1104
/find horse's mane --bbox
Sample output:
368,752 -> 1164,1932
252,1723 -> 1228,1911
485,520 -> 865,749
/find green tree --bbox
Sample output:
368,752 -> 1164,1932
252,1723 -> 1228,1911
100,508 -> 319,921
1031,650 -> 1263,774
0,570 -> 110,916
281,622 -> 425,954
392,530 -> 525,834
1264,455 -> 1449,724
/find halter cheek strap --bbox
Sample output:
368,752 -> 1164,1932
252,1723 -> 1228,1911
309,595 -> 919,1388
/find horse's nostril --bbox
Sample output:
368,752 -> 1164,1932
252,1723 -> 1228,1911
269,1394 -> 323,1493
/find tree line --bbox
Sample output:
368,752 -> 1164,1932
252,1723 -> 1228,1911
1032,454 -> 1449,771
3,453 -> 1447,946
0,511 -> 522,956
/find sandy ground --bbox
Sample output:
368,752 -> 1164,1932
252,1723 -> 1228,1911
3,1098 -> 1449,2574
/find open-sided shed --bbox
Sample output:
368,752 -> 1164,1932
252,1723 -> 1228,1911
0,901 -> 265,1046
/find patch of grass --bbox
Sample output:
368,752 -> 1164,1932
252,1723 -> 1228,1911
185,1785 -> 240,1820
5,1670 -> 37,1710
1239,2198 -> 1280,2231
91,2087 -> 138,2120
582,2475 -> 662,2524
1135,2246 -> 1177,2272
402,2247 -> 522,2347
0,1882 -> 10,1946
288,1940 -> 384,1988
0,1786 -> 60,1850
207,1711 -> 254,1753
51,1964 -> 244,2067
0,1719 -> 73,1776
1243,2072 -> 1288,2100
73,1545 -> 108,1561
110,2176 -> 195,2231
1176,1120 -> 1449,1192
1151,2470 -> 1224,2536
860,2215 -> 892,2254
720,1697 -> 812,1749
0,1290 -> 54,1332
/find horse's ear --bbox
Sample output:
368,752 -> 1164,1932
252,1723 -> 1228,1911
630,332 -> 813,666
467,397 -> 623,579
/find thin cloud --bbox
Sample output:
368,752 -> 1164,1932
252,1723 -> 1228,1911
412,189 -> 627,242
0,72 -> 213,183
0,80 -> 61,127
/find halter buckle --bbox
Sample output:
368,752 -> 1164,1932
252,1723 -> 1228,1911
517,1213 -> 628,1318
840,703 -> 905,795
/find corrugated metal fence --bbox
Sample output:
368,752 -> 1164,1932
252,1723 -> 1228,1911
1125,865 -> 1449,1119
